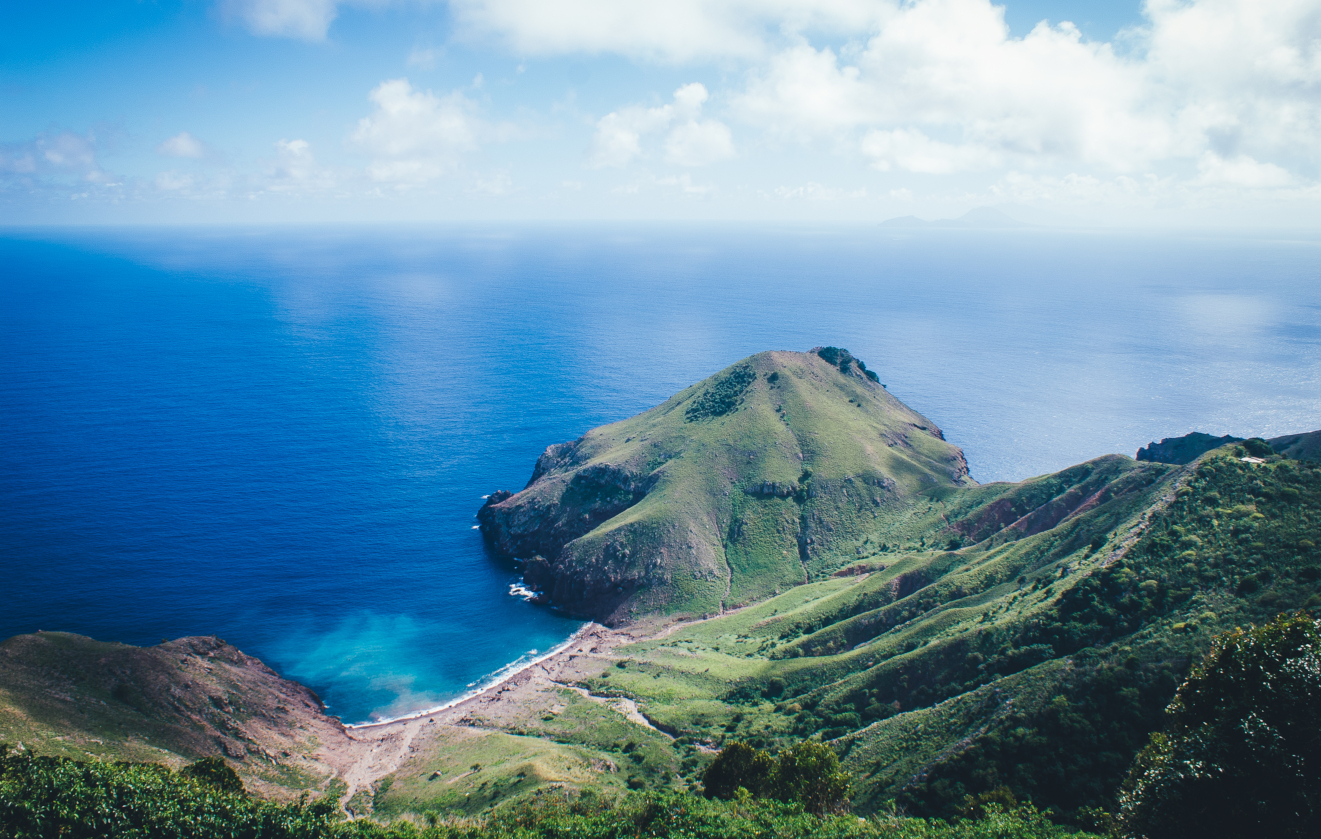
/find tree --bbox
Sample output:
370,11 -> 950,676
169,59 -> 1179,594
1118,612 -> 1321,838
770,740 -> 852,815
703,741 -> 774,799
704,740 -> 852,814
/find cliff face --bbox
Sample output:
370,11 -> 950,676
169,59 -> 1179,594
478,349 -> 974,625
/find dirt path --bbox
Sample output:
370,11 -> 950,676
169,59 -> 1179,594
550,682 -> 670,736
336,718 -> 425,808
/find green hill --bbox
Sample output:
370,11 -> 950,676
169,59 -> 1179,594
0,632 -> 349,799
478,348 -> 1321,822
573,440 -> 1321,822
6,348 -> 1320,832
479,349 -> 973,624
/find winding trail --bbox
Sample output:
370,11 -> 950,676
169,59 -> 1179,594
550,681 -> 670,736
338,719 -> 424,810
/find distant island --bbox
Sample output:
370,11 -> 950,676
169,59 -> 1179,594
3,347 -> 1319,838
880,207 -> 1028,229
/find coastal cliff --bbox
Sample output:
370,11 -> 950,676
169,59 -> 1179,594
479,349 -> 974,625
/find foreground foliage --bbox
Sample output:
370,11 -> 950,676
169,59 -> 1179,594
702,740 -> 851,814
0,746 -> 1095,839
1117,612 -> 1321,838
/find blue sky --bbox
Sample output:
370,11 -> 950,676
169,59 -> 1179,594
4,1 -> 1320,225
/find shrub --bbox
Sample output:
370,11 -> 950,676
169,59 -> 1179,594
770,741 -> 852,815
704,740 -> 851,816
1118,612 -> 1321,838
703,742 -> 775,799
686,366 -> 757,421
179,756 -> 245,795
1242,438 -> 1274,458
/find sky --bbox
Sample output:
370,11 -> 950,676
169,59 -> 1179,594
4,0 -> 1321,225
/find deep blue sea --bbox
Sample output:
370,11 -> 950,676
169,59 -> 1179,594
3,225 -> 1319,723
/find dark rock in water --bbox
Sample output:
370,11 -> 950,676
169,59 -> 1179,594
1136,432 -> 1244,464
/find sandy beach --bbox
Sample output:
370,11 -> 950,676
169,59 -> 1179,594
328,619 -> 659,807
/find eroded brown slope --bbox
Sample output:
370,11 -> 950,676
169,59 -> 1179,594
0,631 -> 356,799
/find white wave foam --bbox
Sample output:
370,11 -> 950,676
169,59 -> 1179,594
345,624 -> 590,731
508,582 -> 542,601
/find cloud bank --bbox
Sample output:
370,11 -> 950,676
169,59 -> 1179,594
26,0 -> 1321,222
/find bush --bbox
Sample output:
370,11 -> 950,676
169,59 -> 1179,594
0,745 -> 1095,839
179,756 -> 245,794
703,742 -> 776,799
685,366 -> 757,421
703,740 -> 850,815
770,741 -> 851,816
1118,612 -> 1321,838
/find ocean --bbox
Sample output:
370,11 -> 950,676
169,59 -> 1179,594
2,224 -> 1318,723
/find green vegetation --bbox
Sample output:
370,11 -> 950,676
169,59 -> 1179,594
481,350 -> 973,623
703,740 -> 851,815
814,347 -> 881,383
1118,612 -> 1321,838
0,745 -> 1097,838
685,366 -> 758,421
0,748 -> 351,839
570,442 -> 1321,825
0,631 -> 340,798
9,351 -> 1321,836
370,725 -> 638,818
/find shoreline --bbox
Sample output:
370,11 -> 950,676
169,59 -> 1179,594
345,622 -> 598,732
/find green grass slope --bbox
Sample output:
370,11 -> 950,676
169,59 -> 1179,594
479,349 -> 973,625
573,439 -> 1321,823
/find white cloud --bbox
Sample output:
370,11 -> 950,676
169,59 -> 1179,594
738,2 -> 1165,170
591,82 -> 735,168
1195,153 -> 1294,188
665,120 -> 736,167
656,173 -> 712,194
771,182 -> 868,200
268,138 -> 336,191
450,0 -> 892,62
224,0 -> 409,40
155,171 -> 195,191
472,169 -> 513,194
721,0 -> 1321,200
861,128 -> 999,174
352,78 -> 501,186
158,132 -> 207,159
590,103 -> 677,168
615,173 -> 715,195
225,0 -> 342,40
1,131 -> 113,186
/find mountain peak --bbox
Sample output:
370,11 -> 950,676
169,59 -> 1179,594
478,349 -> 972,625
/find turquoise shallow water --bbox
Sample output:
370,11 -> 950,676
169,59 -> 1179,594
2,225 -> 1318,723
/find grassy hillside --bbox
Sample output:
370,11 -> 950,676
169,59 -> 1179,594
567,441 -> 1321,823
480,349 -> 973,624
0,632 -> 346,799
